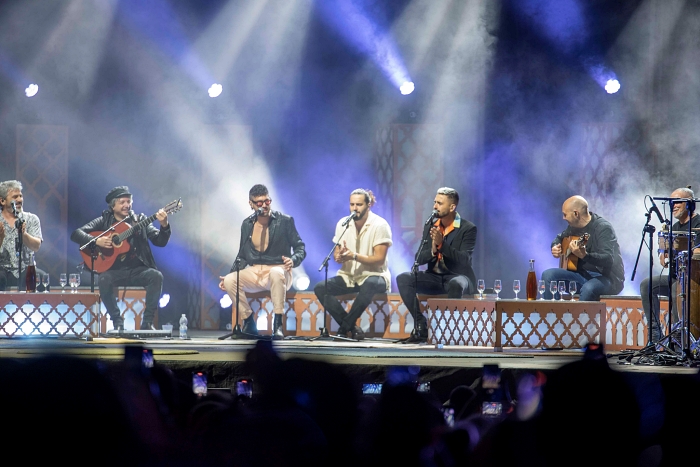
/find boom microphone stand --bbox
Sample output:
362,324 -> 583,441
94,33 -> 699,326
397,210 -> 437,344
309,212 -> 357,342
629,207 -> 658,349
11,202 -> 23,292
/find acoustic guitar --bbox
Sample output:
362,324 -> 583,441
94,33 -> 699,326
80,198 -> 183,273
559,233 -> 590,271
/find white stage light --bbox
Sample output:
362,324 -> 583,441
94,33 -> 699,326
294,275 -> 310,291
605,79 -> 620,94
25,84 -> 39,97
400,81 -> 415,95
159,294 -> 170,308
220,294 -> 232,308
208,83 -> 223,97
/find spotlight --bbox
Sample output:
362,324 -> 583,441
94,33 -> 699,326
604,79 -> 620,94
159,294 -> 170,308
293,275 -> 310,291
400,81 -> 415,95
25,84 -> 38,97
219,294 -> 232,308
208,83 -> 223,98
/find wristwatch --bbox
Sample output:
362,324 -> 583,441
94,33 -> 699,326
354,253 -> 358,262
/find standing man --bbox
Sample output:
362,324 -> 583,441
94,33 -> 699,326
396,187 -> 477,344
313,188 -> 392,340
71,186 -> 171,331
219,184 -> 306,340
0,180 -> 43,290
542,195 -> 625,302
640,187 -> 700,343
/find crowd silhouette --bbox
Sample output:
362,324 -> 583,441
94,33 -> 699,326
1,341 -> 698,466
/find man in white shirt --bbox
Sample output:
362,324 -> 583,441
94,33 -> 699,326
313,189 -> 392,340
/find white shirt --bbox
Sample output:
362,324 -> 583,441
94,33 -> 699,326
333,210 -> 392,292
1,211 -> 43,277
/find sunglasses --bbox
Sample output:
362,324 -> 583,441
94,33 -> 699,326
251,198 -> 272,207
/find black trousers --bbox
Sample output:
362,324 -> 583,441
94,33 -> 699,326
313,275 -> 387,331
98,266 -> 163,323
0,267 -> 47,291
396,271 -> 471,324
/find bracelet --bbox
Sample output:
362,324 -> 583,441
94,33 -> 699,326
354,253 -> 358,262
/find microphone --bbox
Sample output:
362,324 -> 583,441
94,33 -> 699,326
129,210 -> 137,221
425,210 -> 439,225
10,201 -> 18,216
648,197 -> 665,225
249,207 -> 264,220
342,212 -> 357,227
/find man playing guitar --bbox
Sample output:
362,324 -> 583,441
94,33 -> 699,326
541,195 -> 625,301
70,186 -> 172,331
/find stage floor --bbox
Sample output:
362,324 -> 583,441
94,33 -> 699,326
1,330 -> 698,390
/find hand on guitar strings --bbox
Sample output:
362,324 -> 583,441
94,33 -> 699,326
569,239 -> 587,258
551,243 -> 562,258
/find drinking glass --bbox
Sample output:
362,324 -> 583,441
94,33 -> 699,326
569,281 -> 577,300
513,280 -> 521,299
538,280 -> 546,300
493,280 -> 502,300
477,279 -> 486,300
42,274 -> 49,293
36,274 -> 41,293
550,281 -> 558,300
59,273 -> 67,291
69,274 -> 78,293
558,280 -> 566,301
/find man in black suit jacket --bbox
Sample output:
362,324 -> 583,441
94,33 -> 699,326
397,187 -> 477,343
219,184 -> 306,339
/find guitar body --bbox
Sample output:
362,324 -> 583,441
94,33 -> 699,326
80,223 -> 132,273
559,233 -> 590,271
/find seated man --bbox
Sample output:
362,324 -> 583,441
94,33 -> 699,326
396,187 -> 477,344
640,187 -> 700,343
219,184 -> 306,340
70,186 -> 171,330
542,195 -> 625,302
0,180 -> 43,291
313,188 -> 392,340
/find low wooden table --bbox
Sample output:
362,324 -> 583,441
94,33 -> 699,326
427,298 -> 606,351
0,291 -> 101,338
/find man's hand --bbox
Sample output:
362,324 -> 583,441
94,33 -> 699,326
282,256 -> 293,271
430,227 -> 444,247
551,243 -> 562,258
659,253 -> 669,268
156,209 -> 169,228
0,224 -> 5,244
571,239 -> 587,259
335,241 -> 354,263
96,236 -> 113,249
218,276 -> 226,291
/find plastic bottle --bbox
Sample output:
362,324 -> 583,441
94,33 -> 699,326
179,314 -> 188,340
526,259 -> 537,300
25,252 -> 37,292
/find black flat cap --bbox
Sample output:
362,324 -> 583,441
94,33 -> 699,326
105,186 -> 132,204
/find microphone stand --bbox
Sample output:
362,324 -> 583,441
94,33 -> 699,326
396,213 -> 434,343
13,206 -> 24,292
79,219 -> 129,292
629,210 -> 657,349
309,214 -> 357,342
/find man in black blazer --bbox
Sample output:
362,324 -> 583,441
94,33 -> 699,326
219,184 -> 306,339
397,187 -> 477,343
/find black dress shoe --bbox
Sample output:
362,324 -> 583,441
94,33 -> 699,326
141,321 -> 156,331
351,326 -> 365,341
112,317 -> 124,332
242,315 -> 258,335
401,323 -> 428,344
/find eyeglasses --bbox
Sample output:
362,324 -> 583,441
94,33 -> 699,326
251,198 -> 272,207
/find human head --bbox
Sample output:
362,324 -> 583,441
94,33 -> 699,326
249,184 -> 271,216
562,195 -> 590,228
105,186 -> 133,219
434,187 -> 459,218
349,188 -> 376,221
670,187 -> 695,222
0,180 -> 23,213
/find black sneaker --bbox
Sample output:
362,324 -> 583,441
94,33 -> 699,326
112,317 -> 125,332
351,326 -> 365,341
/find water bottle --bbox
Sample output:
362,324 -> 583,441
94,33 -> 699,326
179,314 -> 188,340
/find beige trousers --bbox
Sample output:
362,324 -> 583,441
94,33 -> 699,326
223,264 -> 291,320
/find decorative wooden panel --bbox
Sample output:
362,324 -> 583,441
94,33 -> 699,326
0,292 -> 100,337
15,124 -> 69,282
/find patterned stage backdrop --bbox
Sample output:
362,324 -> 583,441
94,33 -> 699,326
373,124 -> 444,290
15,124 -> 69,282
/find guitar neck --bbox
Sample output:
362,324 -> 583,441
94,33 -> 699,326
116,213 -> 158,242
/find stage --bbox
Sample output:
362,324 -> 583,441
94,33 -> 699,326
2,329 -> 698,400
